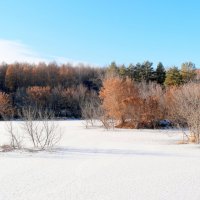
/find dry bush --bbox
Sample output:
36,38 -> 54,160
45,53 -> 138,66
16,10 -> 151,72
20,107 -> 61,149
5,120 -> 23,149
4,108 -> 61,150
136,81 -> 166,127
166,83 -> 200,143
38,110 -> 61,148
80,90 -> 103,128
0,144 -> 14,152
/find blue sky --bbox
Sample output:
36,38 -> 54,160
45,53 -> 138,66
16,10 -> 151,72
0,0 -> 199,67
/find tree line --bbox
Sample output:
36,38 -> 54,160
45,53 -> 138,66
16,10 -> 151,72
0,62 -> 105,118
99,76 -> 200,143
98,61 -> 200,143
107,61 -> 197,85
0,60 -> 198,120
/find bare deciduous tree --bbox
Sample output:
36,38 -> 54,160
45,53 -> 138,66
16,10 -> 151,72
20,107 -> 61,149
166,83 -> 200,143
80,90 -> 103,128
38,110 -> 62,149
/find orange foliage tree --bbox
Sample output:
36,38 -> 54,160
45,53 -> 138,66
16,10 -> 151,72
26,86 -> 51,108
100,77 -> 164,128
0,92 -> 12,118
99,77 -> 140,127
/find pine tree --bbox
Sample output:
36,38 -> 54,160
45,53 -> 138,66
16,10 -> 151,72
134,63 -> 142,82
139,61 -> 154,82
119,64 -> 127,78
106,62 -> 119,76
127,64 -> 135,80
164,67 -> 182,86
156,62 -> 166,84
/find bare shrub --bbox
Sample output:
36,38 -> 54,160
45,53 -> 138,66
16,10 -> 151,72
19,107 -> 39,148
3,111 -> 23,149
5,120 -> 23,149
38,110 -> 61,149
80,90 -> 102,128
137,81 -> 166,127
166,83 -> 200,143
20,107 -> 61,149
0,144 -> 14,152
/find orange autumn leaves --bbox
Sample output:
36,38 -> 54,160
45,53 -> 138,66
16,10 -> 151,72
0,92 -> 12,118
99,77 -> 164,128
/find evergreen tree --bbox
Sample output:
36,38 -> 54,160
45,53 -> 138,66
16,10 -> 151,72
139,61 -> 154,82
127,64 -> 135,80
106,61 -> 119,76
134,63 -> 142,82
156,62 -> 166,84
119,64 -> 127,78
164,66 -> 182,86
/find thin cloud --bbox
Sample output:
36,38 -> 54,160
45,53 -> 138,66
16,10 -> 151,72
0,39 -> 49,64
52,56 -> 98,67
0,39 -> 98,66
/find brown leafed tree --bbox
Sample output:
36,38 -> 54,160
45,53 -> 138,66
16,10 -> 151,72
26,86 -> 51,108
0,92 -> 12,118
100,77 -> 165,128
99,76 -> 140,127
5,64 -> 18,91
137,81 -> 165,127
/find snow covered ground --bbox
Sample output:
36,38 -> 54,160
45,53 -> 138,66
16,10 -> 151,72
0,120 -> 200,200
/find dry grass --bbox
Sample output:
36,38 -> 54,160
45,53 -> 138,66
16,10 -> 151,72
0,144 -> 14,152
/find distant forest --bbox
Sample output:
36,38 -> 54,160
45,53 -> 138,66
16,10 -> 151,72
0,61 -> 198,119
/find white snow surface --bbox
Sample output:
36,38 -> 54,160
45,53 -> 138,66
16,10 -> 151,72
0,120 -> 200,200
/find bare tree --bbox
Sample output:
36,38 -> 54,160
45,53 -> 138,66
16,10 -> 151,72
80,90 -> 103,128
20,107 -> 61,149
166,83 -> 200,143
137,81 -> 166,127
38,110 -> 61,149
2,110 -> 23,149
19,107 -> 39,148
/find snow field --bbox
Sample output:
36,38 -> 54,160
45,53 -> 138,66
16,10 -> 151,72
0,120 -> 200,200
